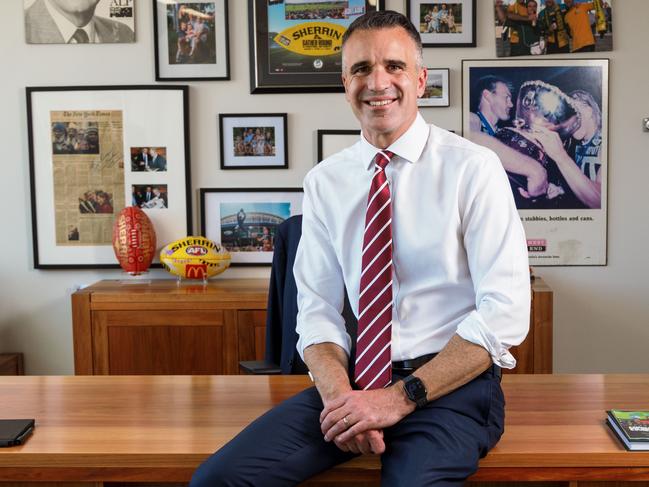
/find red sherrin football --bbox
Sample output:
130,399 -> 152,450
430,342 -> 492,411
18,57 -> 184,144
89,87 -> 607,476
112,206 -> 157,275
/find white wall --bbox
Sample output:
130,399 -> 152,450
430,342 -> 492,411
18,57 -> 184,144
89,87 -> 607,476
1,0 -> 648,374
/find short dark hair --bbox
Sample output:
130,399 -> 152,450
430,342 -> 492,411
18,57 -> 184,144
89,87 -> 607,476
341,10 -> 422,64
470,75 -> 511,113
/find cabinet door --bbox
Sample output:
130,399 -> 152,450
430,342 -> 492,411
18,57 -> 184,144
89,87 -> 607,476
237,310 -> 267,366
92,310 -> 236,375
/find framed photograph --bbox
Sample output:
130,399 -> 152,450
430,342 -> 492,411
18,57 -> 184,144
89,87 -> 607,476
248,0 -> 385,93
407,0 -> 476,47
418,68 -> 450,107
316,129 -> 360,162
462,58 -> 609,266
24,0 -> 135,44
200,188 -> 304,265
494,0 -> 613,58
219,113 -> 288,169
153,0 -> 230,81
26,85 -> 192,269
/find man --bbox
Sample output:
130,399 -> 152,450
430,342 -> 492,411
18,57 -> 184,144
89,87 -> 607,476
468,75 -> 548,201
25,0 -> 134,44
133,148 -> 150,171
538,0 -> 570,53
506,0 -> 536,56
148,148 -> 167,172
191,10 -> 530,486
564,0 -> 596,52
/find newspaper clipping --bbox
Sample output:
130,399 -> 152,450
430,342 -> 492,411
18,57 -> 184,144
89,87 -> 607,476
50,110 -> 125,246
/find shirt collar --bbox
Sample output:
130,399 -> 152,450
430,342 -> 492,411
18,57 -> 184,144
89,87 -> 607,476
45,0 -> 96,43
360,113 -> 429,171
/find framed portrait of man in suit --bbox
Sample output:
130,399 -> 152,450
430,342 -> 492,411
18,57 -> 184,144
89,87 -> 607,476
24,0 -> 135,44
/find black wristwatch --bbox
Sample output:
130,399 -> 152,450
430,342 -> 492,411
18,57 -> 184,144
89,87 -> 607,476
402,375 -> 428,409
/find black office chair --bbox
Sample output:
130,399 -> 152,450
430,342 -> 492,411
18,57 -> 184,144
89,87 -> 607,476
239,215 -> 357,375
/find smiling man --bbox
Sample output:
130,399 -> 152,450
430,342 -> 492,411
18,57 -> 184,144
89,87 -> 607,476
191,10 -> 530,486
25,0 -> 134,44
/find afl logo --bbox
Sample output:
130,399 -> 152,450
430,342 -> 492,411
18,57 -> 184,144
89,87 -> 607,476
186,245 -> 207,256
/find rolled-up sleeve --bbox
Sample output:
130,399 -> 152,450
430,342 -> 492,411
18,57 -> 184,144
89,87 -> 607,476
294,172 -> 352,360
455,149 -> 531,369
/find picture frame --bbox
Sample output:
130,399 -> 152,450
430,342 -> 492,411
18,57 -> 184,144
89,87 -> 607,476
248,0 -> 385,93
24,0 -> 135,44
26,85 -> 192,269
316,129 -> 360,162
461,58 -> 609,266
493,0 -> 613,58
219,113 -> 288,169
200,188 -> 304,265
406,0 -> 476,47
153,0 -> 230,81
418,68 -> 450,107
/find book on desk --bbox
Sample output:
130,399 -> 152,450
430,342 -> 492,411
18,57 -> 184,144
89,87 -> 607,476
607,409 -> 649,451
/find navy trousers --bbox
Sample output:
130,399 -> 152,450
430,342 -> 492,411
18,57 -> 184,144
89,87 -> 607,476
190,366 -> 504,487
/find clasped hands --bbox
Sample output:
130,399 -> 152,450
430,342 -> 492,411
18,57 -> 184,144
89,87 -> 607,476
319,386 -> 415,455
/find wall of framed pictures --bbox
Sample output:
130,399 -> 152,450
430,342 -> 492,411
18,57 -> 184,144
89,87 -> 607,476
3,0 -> 649,377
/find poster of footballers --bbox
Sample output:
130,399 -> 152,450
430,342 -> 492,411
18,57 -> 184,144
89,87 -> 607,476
494,0 -> 613,57
250,0 -> 382,91
462,59 -> 608,266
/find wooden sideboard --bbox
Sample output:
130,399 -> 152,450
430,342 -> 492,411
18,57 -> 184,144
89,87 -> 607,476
71,278 -> 552,375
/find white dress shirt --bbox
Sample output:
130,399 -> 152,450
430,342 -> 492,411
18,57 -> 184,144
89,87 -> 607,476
295,114 -> 530,368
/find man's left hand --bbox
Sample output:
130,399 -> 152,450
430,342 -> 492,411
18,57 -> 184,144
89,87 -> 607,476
320,386 -> 415,444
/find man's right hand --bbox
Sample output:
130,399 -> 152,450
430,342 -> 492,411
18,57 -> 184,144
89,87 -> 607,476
334,429 -> 385,455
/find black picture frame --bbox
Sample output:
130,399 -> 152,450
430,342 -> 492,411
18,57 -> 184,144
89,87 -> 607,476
316,129 -> 360,163
219,113 -> 289,170
153,0 -> 231,81
248,0 -> 385,94
200,187 -> 304,265
26,85 -> 192,269
406,0 -> 476,48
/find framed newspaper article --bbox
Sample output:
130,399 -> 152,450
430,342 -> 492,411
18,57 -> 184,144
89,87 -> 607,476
26,85 -> 192,269
153,0 -> 230,81
462,58 -> 609,266
248,0 -> 384,93
200,188 -> 303,265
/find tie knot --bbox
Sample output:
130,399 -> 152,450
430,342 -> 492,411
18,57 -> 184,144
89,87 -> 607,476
72,28 -> 90,43
373,150 -> 393,170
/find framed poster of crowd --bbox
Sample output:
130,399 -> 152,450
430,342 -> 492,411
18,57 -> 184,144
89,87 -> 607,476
493,0 -> 613,58
248,0 -> 384,93
26,85 -> 192,269
219,113 -> 288,169
200,188 -> 303,265
462,58 -> 609,266
406,0 -> 476,47
153,0 -> 230,81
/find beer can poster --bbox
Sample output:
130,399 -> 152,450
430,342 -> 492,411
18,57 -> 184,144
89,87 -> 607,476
251,0 -> 382,91
462,59 -> 609,266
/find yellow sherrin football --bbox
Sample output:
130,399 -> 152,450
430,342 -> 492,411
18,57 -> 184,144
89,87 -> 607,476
160,236 -> 231,280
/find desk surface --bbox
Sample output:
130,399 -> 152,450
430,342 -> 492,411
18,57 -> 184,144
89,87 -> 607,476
1,375 -> 648,482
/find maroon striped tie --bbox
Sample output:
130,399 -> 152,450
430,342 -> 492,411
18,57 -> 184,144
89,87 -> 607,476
354,150 -> 394,390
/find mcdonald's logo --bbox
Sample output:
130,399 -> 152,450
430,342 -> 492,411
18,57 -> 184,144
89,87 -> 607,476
185,264 -> 206,279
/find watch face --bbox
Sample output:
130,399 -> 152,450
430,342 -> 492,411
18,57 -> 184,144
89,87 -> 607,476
405,376 -> 427,406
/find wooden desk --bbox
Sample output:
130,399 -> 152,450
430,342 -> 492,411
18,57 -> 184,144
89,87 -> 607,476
71,278 -> 553,375
1,375 -> 648,486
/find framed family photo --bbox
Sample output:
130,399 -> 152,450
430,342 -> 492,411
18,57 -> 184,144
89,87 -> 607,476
200,188 -> 303,265
316,129 -> 360,162
26,85 -> 192,269
153,0 -> 230,81
461,58 -> 609,266
418,68 -> 450,107
494,0 -> 613,58
219,113 -> 288,169
248,0 -> 384,93
24,0 -> 135,44
406,0 -> 476,47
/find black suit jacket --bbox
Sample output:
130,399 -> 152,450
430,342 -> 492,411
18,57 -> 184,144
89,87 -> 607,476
265,215 -> 357,375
